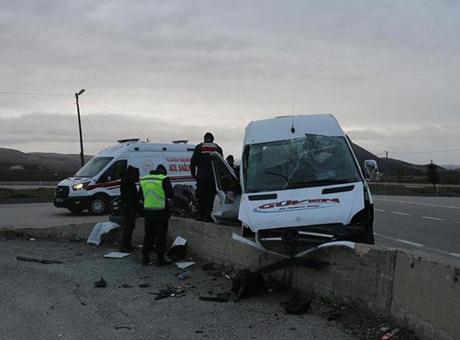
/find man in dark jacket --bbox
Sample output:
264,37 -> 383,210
226,155 -> 240,179
120,165 -> 140,252
139,165 -> 174,266
190,132 -> 223,222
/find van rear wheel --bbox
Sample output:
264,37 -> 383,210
89,195 -> 110,215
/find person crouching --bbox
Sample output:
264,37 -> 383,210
139,165 -> 174,266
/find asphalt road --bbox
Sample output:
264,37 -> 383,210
373,195 -> 460,263
1,196 -> 459,263
0,203 -> 100,229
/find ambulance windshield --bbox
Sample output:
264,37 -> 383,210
243,134 -> 361,193
75,157 -> 113,177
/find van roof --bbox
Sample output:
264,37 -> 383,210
244,114 -> 345,145
96,141 -> 196,158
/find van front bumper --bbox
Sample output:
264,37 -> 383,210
54,196 -> 91,211
257,222 -> 373,256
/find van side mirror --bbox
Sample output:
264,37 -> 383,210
363,159 -> 378,181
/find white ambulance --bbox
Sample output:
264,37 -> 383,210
210,114 -> 374,256
54,139 -> 195,214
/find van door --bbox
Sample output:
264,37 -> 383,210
210,152 -> 241,221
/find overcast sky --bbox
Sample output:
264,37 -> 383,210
1,0 -> 460,164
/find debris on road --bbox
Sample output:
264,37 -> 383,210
16,256 -> 62,264
69,235 -> 83,242
87,221 -> 120,246
177,271 -> 191,280
175,261 -> 195,270
326,310 -> 341,321
103,251 -> 130,259
199,292 -> 230,303
202,262 -> 217,271
120,284 -> 133,288
231,269 -> 265,301
138,283 -> 151,288
381,328 -> 400,340
167,236 -> 188,261
114,325 -> 131,330
281,293 -> 313,315
150,286 -> 186,300
256,257 -> 330,274
202,262 -> 233,281
94,277 -> 107,288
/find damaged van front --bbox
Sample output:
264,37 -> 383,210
211,114 -> 374,256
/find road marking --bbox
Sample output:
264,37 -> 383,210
395,239 -> 423,247
374,233 -> 422,247
375,234 -> 460,260
392,211 -> 411,216
374,208 -> 386,212
422,216 -> 444,221
374,197 -> 460,210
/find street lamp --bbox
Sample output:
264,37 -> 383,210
75,89 -> 86,167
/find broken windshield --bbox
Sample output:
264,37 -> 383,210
75,157 -> 113,177
243,134 -> 361,193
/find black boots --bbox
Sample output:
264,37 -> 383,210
156,254 -> 167,267
143,254 -> 167,266
142,256 -> 151,266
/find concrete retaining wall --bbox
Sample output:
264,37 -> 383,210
2,217 -> 459,340
391,252 -> 460,340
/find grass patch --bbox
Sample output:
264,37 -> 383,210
0,188 -> 55,202
369,183 -> 460,197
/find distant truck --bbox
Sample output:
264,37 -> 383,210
210,114 -> 375,256
54,139 -> 195,214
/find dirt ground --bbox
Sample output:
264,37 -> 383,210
0,238 -> 416,340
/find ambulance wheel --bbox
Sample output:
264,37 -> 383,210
89,195 -> 110,215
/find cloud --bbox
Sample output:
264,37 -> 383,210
1,1 -> 460,163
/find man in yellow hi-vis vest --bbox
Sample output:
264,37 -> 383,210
139,165 -> 174,266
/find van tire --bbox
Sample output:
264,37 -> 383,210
89,195 -> 110,215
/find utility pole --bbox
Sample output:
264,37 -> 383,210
75,89 -> 86,167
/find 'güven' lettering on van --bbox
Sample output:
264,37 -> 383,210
254,198 -> 340,213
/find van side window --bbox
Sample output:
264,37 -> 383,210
97,160 -> 127,183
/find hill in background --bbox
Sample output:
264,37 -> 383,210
350,143 -> 460,184
0,147 -> 91,181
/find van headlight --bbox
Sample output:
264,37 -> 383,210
72,182 -> 89,191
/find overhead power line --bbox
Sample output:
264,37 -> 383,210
390,147 -> 460,154
0,91 -> 70,96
